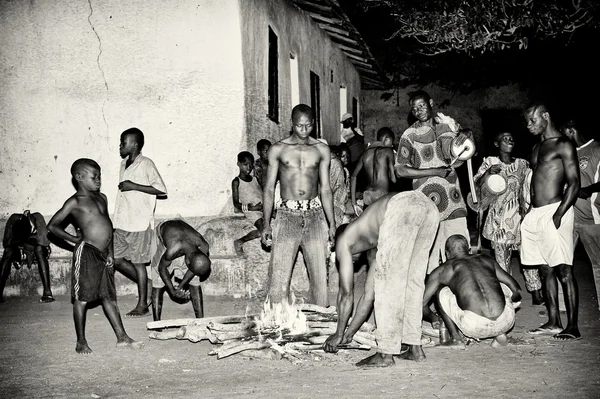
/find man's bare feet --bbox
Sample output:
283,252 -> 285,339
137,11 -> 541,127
125,306 -> 150,318
116,336 -> 145,349
76,340 -> 93,354
553,327 -> 581,341
491,334 -> 508,348
356,352 -> 395,368
397,345 -> 427,361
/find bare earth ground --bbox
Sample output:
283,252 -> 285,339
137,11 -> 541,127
1,245 -> 600,398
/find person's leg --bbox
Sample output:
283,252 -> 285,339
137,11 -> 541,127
101,297 -> 144,349
576,224 -> 600,311
267,210 -> 302,305
434,290 -> 465,349
521,265 -> 544,305
73,299 -> 92,354
300,210 -> 329,307
189,285 -> 204,318
234,230 -> 261,256
530,264 -> 563,333
34,246 -> 53,301
114,257 -> 149,316
151,287 -> 166,321
0,248 -> 14,302
491,241 -> 512,274
553,264 -> 581,340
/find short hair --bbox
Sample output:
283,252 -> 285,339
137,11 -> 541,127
256,139 -> 272,152
70,158 -> 100,178
377,127 -> 395,141
494,131 -> 512,143
291,104 -> 314,121
445,234 -> 469,254
408,90 -> 431,104
189,252 -> 211,282
524,101 -> 550,118
237,151 -> 254,163
121,127 -> 145,151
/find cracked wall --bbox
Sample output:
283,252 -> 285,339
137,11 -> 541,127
0,0 -> 245,218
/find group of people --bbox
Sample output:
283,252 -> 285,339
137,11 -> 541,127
1,90 -> 597,364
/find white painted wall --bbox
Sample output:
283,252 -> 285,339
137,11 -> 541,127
0,0 -> 244,219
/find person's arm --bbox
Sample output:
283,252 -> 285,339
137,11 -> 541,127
319,145 -> 336,238
394,133 -> 450,179
350,155 -> 364,214
422,266 -> 444,306
323,238 -> 354,353
553,139 -> 581,228
119,159 -> 167,195
157,251 -> 189,301
343,252 -> 376,340
261,145 -> 280,246
386,150 -> 397,184
581,181 -> 600,198
118,181 -> 165,195
493,259 -> 522,303
231,177 -> 243,212
47,197 -> 81,245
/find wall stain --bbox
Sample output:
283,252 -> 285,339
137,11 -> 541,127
87,0 -> 109,138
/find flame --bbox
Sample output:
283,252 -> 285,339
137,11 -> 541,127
257,293 -> 308,338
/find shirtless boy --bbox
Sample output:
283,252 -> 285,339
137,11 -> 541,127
261,104 -> 336,307
323,191 -> 439,367
47,159 -> 144,354
150,219 -> 211,321
423,235 -> 522,349
522,102 -> 581,341
351,127 -> 397,215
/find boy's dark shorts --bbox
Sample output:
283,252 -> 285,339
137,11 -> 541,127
71,242 -> 116,302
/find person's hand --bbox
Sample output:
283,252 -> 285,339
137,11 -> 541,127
74,229 -> 83,243
106,255 -> 114,268
579,186 -> 592,200
323,333 -> 344,353
118,180 -> 137,192
436,166 -> 452,178
487,164 -> 502,175
171,285 -> 191,303
252,202 -> 263,211
511,292 -> 522,305
552,211 -> 562,229
353,204 -> 363,217
261,225 -> 272,247
328,225 -> 336,243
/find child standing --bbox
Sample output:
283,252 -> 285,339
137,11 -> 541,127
113,127 -> 167,317
232,151 -> 263,256
48,158 -> 144,354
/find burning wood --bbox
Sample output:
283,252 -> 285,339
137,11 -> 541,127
147,299 -> 377,359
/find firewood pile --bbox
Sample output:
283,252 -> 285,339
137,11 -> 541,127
146,300 -> 376,361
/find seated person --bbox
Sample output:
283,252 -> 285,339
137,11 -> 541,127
423,235 -> 522,349
150,219 -> 211,321
232,151 -> 264,256
0,210 -> 54,302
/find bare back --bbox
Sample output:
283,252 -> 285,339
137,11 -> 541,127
274,137 -> 327,200
359,146 -> 395,192
160,220 -> 209,261
71,193 -> 113,251
530,136 -> 576,207
439,255 -> 506,319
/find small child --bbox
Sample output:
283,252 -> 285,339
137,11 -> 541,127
47,158 -> 144,354
232,151 -> 264,256
254,139 -> 272,190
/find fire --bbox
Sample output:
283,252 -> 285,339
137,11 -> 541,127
257,293 -> 308,337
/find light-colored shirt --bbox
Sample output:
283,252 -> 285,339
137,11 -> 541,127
113,154 -> 167,232
575,140 -> 600,224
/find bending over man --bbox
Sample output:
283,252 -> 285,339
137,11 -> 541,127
150,219 -> 211,321
324,191 -> 439,367
423,235 -> 522,349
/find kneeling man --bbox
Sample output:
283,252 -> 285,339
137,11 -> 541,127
423,235 -> 522,348
151,219 -> 211,321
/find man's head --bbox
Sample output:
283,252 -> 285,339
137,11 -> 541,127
11,214 -> 32,241
256,139 -> 272,161
524,102 -> 551,137
408,90 -> 434,123
291,104 -> 315,139
119,127 -> 145,158
376,127 -> 395,147
70,158 -> 101,191
444,234 -> 470,260
237,151 -> 254,175
494,132 -> 514,154
187,250 -> 211,282
341,113 -> 354,129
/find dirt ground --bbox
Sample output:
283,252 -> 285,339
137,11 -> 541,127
1,244 -> 600,399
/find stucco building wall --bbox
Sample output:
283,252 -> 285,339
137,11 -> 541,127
240,0 -> 362,149
0,0 -> 245,219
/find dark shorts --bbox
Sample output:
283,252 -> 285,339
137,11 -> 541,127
71,242 -> 116,302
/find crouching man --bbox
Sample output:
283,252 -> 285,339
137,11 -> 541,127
423,235 -> 522,349
151,219 -> 211,321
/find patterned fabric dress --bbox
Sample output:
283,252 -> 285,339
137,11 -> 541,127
474,157 -> 530,247
396,121 -> 467,221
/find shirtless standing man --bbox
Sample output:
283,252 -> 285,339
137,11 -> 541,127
350,127 -> 397,216
522,102 -> 581,341
261,104 -> 336,307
